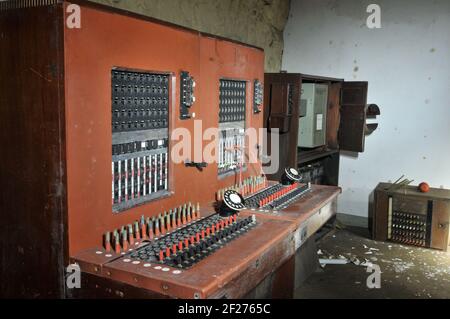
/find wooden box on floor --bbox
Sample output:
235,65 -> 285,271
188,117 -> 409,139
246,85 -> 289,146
372,183 -> 450,251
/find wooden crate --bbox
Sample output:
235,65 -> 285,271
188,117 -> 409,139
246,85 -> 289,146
372,183 -> 450,251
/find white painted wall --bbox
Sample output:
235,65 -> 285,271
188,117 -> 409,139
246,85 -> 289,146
282,0 -> 450,217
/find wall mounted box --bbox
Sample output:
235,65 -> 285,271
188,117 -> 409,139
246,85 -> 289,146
264,73 -> 380,184
298,83 -> 328,148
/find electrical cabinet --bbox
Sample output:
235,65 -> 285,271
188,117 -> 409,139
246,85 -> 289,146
263,73 -> 380,183
298,83 -> 328,148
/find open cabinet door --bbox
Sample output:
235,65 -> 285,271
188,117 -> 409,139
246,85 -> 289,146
263,74 -> 301,180
267,82 -> 292,134
338,81 -> 368,152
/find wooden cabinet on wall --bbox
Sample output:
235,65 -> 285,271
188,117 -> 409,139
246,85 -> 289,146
263,73 -> 380,184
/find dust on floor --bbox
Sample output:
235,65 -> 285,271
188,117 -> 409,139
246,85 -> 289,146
294,227 -> 450,299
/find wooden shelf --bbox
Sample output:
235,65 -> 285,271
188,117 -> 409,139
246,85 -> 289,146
297,148 -> 339,165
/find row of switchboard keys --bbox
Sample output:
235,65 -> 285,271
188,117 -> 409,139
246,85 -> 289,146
112,151 -> 168,206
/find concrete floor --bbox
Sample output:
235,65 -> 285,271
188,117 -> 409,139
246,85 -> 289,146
294,226 -> 450,299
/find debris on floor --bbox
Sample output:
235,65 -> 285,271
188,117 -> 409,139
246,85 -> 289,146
319,257 -> 349,266
295,227 -> 450,299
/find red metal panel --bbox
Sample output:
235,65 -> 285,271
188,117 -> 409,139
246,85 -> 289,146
63,3 -> 265,255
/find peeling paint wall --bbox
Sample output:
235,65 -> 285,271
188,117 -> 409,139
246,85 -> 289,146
89,0 -> 290,72
283,0 -> 450,217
